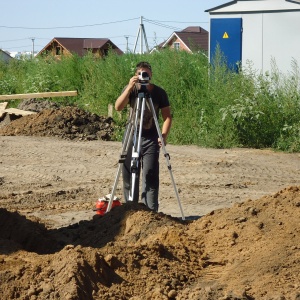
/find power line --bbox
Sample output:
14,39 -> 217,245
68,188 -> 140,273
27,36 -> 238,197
145,18 -> 209,24
0,17 -> 208,32
0,37 -> 49,43
0,38 -> 29,43
2,44 -> 43,50
144,19 -> 182,31
0,18 -> 140,30
0,16 -> 209,52
144,18 -> 209,31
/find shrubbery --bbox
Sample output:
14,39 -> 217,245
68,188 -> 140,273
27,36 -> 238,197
0,50 -> 299,152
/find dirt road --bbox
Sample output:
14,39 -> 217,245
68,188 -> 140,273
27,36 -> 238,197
1,136 -> 299,226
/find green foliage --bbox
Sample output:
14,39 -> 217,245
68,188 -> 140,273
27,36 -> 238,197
0,50 -> 299,152
276,122 -> 300,152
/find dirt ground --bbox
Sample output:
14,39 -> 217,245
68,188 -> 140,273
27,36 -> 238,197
0,102 -> 300,299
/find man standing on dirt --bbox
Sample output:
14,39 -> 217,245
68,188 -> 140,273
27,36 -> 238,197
115,61 -> 172,212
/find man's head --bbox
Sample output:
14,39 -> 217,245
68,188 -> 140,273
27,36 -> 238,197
135,61 -> 152,80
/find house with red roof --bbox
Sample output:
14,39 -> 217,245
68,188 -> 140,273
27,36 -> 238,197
36,37 -> 123,58
152,26 -> 208,53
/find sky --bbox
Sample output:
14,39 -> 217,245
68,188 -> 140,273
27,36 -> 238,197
0,0 -> 226,55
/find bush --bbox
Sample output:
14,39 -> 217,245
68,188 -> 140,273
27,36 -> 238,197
0,50 -> 299,152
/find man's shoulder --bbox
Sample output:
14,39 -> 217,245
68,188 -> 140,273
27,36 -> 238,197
152,84 -> 167,94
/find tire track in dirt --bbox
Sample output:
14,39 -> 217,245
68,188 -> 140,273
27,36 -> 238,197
158,146 -> 300,217
1,136 -> 300,223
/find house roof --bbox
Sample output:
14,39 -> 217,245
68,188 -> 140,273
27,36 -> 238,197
163,26 -> 208,52
206,0 -> 300,14
38,37 -> 123,57
0,49 -> 13,62
83,38 -> 110,49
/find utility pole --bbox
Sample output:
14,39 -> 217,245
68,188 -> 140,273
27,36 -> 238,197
31,38 -> 35,59
133,16 -> 149,54
124,36 -> 129,53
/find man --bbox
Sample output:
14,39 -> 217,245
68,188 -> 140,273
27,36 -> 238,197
115,61 -> 172,212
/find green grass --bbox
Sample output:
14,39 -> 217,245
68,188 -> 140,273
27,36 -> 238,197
0,50 -> 299,152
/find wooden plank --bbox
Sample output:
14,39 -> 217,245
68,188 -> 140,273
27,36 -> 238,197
0,90 -> 78,101
4,108 -> 37,116
0,102 -> 8,118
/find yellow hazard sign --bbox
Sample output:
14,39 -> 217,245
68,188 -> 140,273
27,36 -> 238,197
223,32 -> 229,39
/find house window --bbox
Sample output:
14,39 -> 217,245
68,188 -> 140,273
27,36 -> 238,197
173,42 -> 180,51
56,46 -> 61,55
103,49 -> 109,56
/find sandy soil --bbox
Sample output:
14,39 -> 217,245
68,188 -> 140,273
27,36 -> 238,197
0,105 -> 300,299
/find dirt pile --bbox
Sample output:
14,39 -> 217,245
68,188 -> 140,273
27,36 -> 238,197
0,99 -> 114,141
0,187 -> 299,299
0,99 -> 300,299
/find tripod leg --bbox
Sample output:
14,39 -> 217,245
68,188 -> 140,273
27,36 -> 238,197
106,120 -> 134,212
107,96 -> 144,211
147,98 -> 185,220
129,95 -> 145,201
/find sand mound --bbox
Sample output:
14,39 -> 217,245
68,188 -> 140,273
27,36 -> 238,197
0,187 -> 299,299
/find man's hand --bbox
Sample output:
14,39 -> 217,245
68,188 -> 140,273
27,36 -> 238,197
158,134 -> 167,147
128,75 -> 139,90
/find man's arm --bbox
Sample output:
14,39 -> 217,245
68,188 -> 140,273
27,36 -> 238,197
115,76 -> 138,111
159,106 -> 172,146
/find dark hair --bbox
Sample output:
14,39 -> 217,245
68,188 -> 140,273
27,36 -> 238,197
135,61 -> 152,72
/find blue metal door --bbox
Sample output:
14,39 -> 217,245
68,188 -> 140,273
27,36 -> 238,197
210,18 -> 243,71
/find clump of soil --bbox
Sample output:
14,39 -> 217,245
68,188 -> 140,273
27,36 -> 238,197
17,98 -> 60,112
0,99 -> 114,141
0,187 -> 299,299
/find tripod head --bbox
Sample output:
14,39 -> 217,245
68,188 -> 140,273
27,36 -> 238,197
138,83 -> 149,94
138,70 -> 151,94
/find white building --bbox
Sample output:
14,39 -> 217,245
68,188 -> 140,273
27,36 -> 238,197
206,0 -> 300,73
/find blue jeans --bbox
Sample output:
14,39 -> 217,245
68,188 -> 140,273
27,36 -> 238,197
122,136 -> 160,211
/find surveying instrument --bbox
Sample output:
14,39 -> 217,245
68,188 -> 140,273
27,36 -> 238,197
106,72 -> 185,220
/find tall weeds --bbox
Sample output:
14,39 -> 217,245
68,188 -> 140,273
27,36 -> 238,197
0,50 -> 299,152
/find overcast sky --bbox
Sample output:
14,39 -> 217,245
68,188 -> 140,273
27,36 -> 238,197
0,0 -> 226,54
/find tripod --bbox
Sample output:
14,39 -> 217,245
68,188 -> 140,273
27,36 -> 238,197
106,86 -> 185,220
